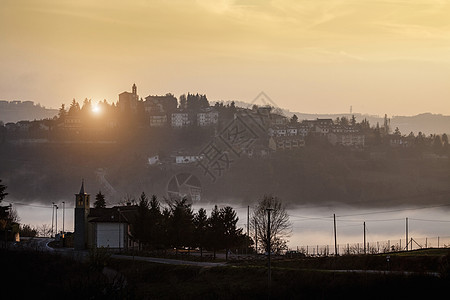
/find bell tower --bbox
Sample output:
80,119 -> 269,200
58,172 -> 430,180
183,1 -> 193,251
74,180 -> 90,250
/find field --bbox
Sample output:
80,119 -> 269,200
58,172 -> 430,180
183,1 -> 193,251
3,248 -> 450,299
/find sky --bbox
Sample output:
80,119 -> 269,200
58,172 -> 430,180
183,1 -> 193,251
1,0 -> 450,116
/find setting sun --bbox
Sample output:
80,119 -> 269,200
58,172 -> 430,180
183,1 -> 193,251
91,104 -> 101,114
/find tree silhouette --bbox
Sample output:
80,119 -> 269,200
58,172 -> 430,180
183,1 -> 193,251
220,206 -> 243,260
0,179 -> 8,203
58,104 -> 67,120
251,195 -> 292,254
148,195 -> 163,249
193,208 -> 208,257
94,191 -> 106,208
350,115 -> 356,127
207,205 -> 222,259
168,198 -> 194,253
442,133 -> 449,154
433,135 -> 443,153
290,114 -> 298,124
134,192 -> 150,249
179,94 -> 187,109
68,99 -> 81,115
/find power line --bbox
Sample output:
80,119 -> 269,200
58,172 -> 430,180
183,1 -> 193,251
409,218 -> 450,223
337,218 -> 405,223
336,203 -> 450,218
3,201 -> 53,209
289,214 -> 333,221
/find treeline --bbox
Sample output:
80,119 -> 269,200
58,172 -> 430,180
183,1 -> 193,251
0,94 -> 241,142
99,193 -> 250,260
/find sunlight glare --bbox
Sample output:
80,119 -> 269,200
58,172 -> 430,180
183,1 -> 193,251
92,104 -> 101,114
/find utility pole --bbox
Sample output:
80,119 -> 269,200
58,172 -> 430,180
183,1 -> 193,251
118,208 -> 121,251
333,214 -> 338,256
55,204 -> 58,237
62,201 -> 65,238
247,205 -> 249,255
363,222 -> 366,254
406,217 -> 408,251
266,208 -> 274,289
51,202 -> 55,237
254,218 -> 258,255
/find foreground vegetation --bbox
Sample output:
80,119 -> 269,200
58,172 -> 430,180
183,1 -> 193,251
3,248 -> 450,299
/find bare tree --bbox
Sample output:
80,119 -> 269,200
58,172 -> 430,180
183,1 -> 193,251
0,179 -> 8,203
251,195 -> 292,254
38,224 -> 52,237
9,206 -> 20,223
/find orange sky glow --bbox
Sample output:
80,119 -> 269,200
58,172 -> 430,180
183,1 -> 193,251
1,0 -> 450,116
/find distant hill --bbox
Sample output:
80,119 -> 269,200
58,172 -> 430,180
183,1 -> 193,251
221,101 -> 450,135
390,113 -> 450,136
0,100 -> 58,123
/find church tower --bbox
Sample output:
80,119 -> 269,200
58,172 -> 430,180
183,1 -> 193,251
132,83 -> 137,95
74,180 -> 90,250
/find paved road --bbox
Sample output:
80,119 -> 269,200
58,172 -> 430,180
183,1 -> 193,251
330,269 -> 441,278
111,254 -> 226,267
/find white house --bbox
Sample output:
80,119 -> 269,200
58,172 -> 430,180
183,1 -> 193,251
197,108 -> 219,126
148,155 -> 160,165
150,115 -> 168,127
171,111 -> 190,127
175,155 -> 203,164
327,133 -> 365,148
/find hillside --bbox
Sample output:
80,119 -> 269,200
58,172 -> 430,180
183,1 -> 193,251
1,137 -> 449,209
226,101 -> 450,135
0,100 -> 58,123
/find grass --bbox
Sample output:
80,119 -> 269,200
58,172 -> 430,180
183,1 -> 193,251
110,258 -> 450,299
3,248 -> 450,299
385,248 -> 450,257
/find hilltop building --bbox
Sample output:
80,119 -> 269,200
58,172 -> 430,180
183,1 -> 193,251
118,83 -> 139,112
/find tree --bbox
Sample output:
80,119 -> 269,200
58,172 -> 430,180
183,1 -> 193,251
94,191 -> 106,208
68,99 -> 81,115
220,206 -> 243,261
251,195 -> 292,254
0,179 -> 7,203
193,208 -> 208,257
58,104 -> 67,120
134,192 -> 150,249
168,198 -> 194,253
37,224 -> 52,237
340,116 -> 349,127
290,114 -> 298,124
207,205 -> 222,259
373,123 -> 381,145
81,98 -> 92,113
20,224 -> 37,237
442,133 -> 449,153
433,135 -> 443,153
350,115 -> 356,127
148,195 -> 163,249
179,94 -> 187,109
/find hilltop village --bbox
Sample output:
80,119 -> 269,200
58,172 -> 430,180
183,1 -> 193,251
3,84 -> 445,160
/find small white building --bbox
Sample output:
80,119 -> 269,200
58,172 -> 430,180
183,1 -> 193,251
197,108 -> 219,126
327,133 -> 365,148
148,155 -> 160,165
175,155 -> 203,164
150,115 -> 168,127
171,111 -> 190,127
